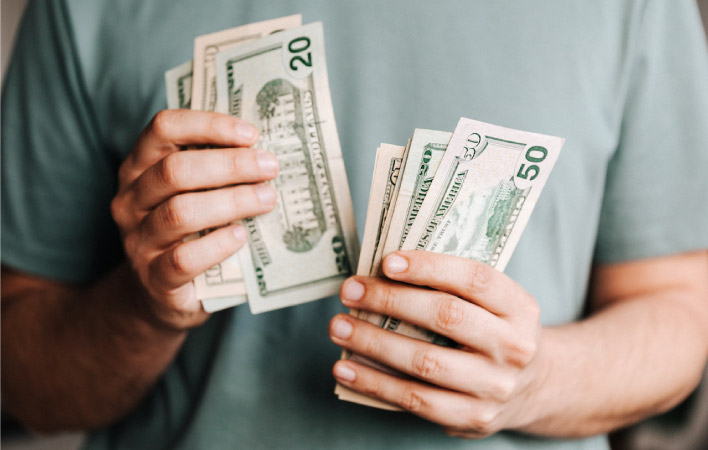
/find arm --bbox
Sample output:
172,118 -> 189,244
524,250 -> 708,436
330,250 -> 708,438
1,264 -> 186,432
1,110 -> 278,433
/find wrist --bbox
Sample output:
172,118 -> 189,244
118,264 -> 209,334
505,327 -> 556,434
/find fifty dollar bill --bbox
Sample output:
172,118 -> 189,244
339,118 -> 564,409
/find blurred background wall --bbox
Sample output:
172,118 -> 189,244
1,0 -> 707,449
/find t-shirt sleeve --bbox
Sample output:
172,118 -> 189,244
1,0 -> 122,283
594,0 -> 708,263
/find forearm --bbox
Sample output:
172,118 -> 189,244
517,291 -> 708,437
1,264 -> 187,432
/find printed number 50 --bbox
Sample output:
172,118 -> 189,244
517,146 -> 548,181
289,37 -> 312,71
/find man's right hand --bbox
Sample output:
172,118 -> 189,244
110,110 -> 279,331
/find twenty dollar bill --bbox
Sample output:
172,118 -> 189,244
215,22 -> 359,313
190,15 -> 302,311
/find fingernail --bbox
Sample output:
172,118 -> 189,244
341,279 -> 364,302
331,318 -> 353,339
256,183 -> 276,206
334,363 -> 356,382
236,122 -> 257,140
257,150 -> 279,174
232,224 -> 246,241
384,254 -> 408,274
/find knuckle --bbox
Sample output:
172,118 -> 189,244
117,160 -> 132,187
466,407 -> 498,435
508,337 -> 537,367
359,376 -> 384,399
363,332 -> 384,357
228,150 -> 245,175
158,153 -> 189,187
400,388 -> 426,413
207,114 -> 231,140
122,232 -> 140,258
110,196 -> 128,227
490,374 -> 516,402
433,295 -> 465,332
429,254 -> 448,277
161,196 -> 192,230
465,262 -> 491,292
151,110 -> 175,139
217,228 -> 244,254
411,349 -> 445,380
525,297 -> 541,322
377,285 -> 398,315
167,245 -> 194,277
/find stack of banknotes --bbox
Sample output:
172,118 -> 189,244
164,15 -> 359,314
335,119 -> 564,409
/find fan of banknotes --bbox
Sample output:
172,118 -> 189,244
335,120 -> 564,409
165,15 -> 360,314
163,14 -> 565,343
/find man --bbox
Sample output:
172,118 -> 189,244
2,1 -> 708,449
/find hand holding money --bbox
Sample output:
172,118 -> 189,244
110,110 -> 278,330
330,250 -> 542,437
335,118 -> 563,409
165,16 -> 359,314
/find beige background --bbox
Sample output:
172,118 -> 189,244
1,1 -> 707,449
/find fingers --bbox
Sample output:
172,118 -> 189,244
149,224 -> 248,292
121,110 -> 259,186
333,359 -> 498,434
140,183 -> 277,248
382,251 -> 533,317
330,314 -> 515,399
130,148 -> 279,211
340,277 -> 514,361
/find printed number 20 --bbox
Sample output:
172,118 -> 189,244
289,37 -> 312,71
516,146 -> 548,181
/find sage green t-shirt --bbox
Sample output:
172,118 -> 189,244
3,1 -> 708,449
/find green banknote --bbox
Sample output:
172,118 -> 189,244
191,15 -> 302,112
214,22 -> 359,314
338,119 -> 563,410
402,118 -> 563,265
165,60 -> 193,109
335,143 -> 405,410
384,118 -> 564,349
373,129 -> 451,275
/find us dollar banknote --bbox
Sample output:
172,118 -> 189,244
357,142 -> 410,276
189,16 -> 302,312
337,137 -> 451,410
403,118 -> 563,262
337,119 -> 563,410
358,144 -> 407,277
367,140 -> 411,276
214,22 -> 358,314
191,15 -> 302,112
165,60 -> 193,109
355,129 -> 454,367
165,60 -> 250,311
373,129 -> 451,275
383,118 -> 564,348
335,143 -> 406,410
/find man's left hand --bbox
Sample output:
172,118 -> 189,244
330,250 -> 543,438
